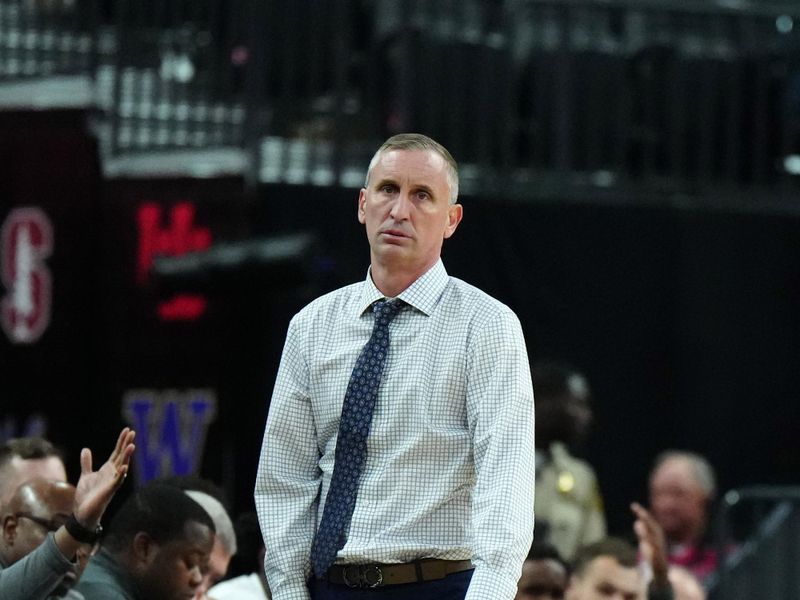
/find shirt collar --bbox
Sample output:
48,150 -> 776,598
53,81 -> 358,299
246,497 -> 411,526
354,259 -> 449,317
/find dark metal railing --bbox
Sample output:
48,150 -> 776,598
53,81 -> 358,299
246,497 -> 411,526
505,0 -> 800,193
3,0 -> 800,198
0,0 -> 98,81
709,486 -> 800,600
98,0 -> 252,155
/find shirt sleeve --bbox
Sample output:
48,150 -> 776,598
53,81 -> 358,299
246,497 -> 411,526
0,532 -> 74,600
464,308 -> 536,600
254,315 -> 320,600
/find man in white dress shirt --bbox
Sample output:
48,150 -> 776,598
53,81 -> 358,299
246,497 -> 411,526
255,133 -> 535,600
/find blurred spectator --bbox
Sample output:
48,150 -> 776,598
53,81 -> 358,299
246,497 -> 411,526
157,475 -> 237,599
0,479 -> 85,598
532,361 -> 606,561
0,438 -> 67,513
648,451 -> 718,583
208,512 -> 270,600
515,541 -> 568,600
0,428 -> 135,600
566,535 -> 674,600
75,483 -> 215,600
185,491 -> 237,600
564,504 -> 675,600
565,537 -> 645,600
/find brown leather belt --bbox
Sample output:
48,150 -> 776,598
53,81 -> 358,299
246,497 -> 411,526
324,558 -> 474,588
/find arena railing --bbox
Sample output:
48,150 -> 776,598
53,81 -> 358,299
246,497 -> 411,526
95,0 -> 252,164
244,0 -> 800,198
4,0 -> 800,201
709,485 -> 800,600
500,0 -> 800,196
0,0 -> 98,82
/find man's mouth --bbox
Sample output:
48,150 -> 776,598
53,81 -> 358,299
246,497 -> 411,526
381,228 -> 409,239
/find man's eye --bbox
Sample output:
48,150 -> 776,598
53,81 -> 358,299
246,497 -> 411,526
597,584 -> 616,596
184,558 -> 201,571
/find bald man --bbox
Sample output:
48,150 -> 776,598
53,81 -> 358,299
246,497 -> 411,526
0,479 -> 85,598
0,438 -> 67,514
0,428 -> 135,600
1,479 -> 75,565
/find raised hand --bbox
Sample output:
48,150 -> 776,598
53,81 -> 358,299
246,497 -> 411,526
631,501 -> 669,588
73,428 -> 136,528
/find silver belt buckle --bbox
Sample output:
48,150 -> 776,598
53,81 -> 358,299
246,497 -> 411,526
342,565 -> 384,588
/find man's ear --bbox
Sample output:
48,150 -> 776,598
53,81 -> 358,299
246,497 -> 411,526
131,532 -> 158,565
443,203 -> 463,239
2,515 -> 18,544
357,188 -> 367,224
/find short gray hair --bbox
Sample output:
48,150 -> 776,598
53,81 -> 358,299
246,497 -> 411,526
651,450 -> 717,500
364,133 -> 460,204
185,490 -> 237,555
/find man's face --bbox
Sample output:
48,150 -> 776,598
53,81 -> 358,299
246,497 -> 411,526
0,456 -> 67,509
566,557 -> 642,600
192,537 -> 231,600
537,392 -> 592,448
358,148 -> 462,279
649,458 -> 707,543
516,558 -> 568,600
1,480 -> 73,565
137,521 -> 214,600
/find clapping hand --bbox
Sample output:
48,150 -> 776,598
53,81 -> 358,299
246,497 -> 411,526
631,501 -> 669,588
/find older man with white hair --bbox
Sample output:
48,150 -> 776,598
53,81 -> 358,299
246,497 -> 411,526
648,450 -> 718,583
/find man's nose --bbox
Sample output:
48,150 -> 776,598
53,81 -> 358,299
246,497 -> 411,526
390,192 -> 412,220
189,566 -> 205,587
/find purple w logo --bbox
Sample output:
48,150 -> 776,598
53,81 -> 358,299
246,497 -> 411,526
123,389 -> 217,483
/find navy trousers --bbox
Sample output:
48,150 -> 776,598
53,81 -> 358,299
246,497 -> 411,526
310,570 -> 473,600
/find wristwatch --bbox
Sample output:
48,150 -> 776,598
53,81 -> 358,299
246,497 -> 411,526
64,514 -> 103,544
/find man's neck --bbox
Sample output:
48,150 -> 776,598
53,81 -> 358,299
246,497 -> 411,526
370,258 -> 437,298
669,526 -> 704,550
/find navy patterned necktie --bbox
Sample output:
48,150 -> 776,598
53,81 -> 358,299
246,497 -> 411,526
311,298 -> 404,577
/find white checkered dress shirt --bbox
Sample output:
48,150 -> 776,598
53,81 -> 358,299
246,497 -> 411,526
255,260 -> 535,600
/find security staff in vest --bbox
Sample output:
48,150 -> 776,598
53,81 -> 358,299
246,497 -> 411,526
532,361 -> 606,562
